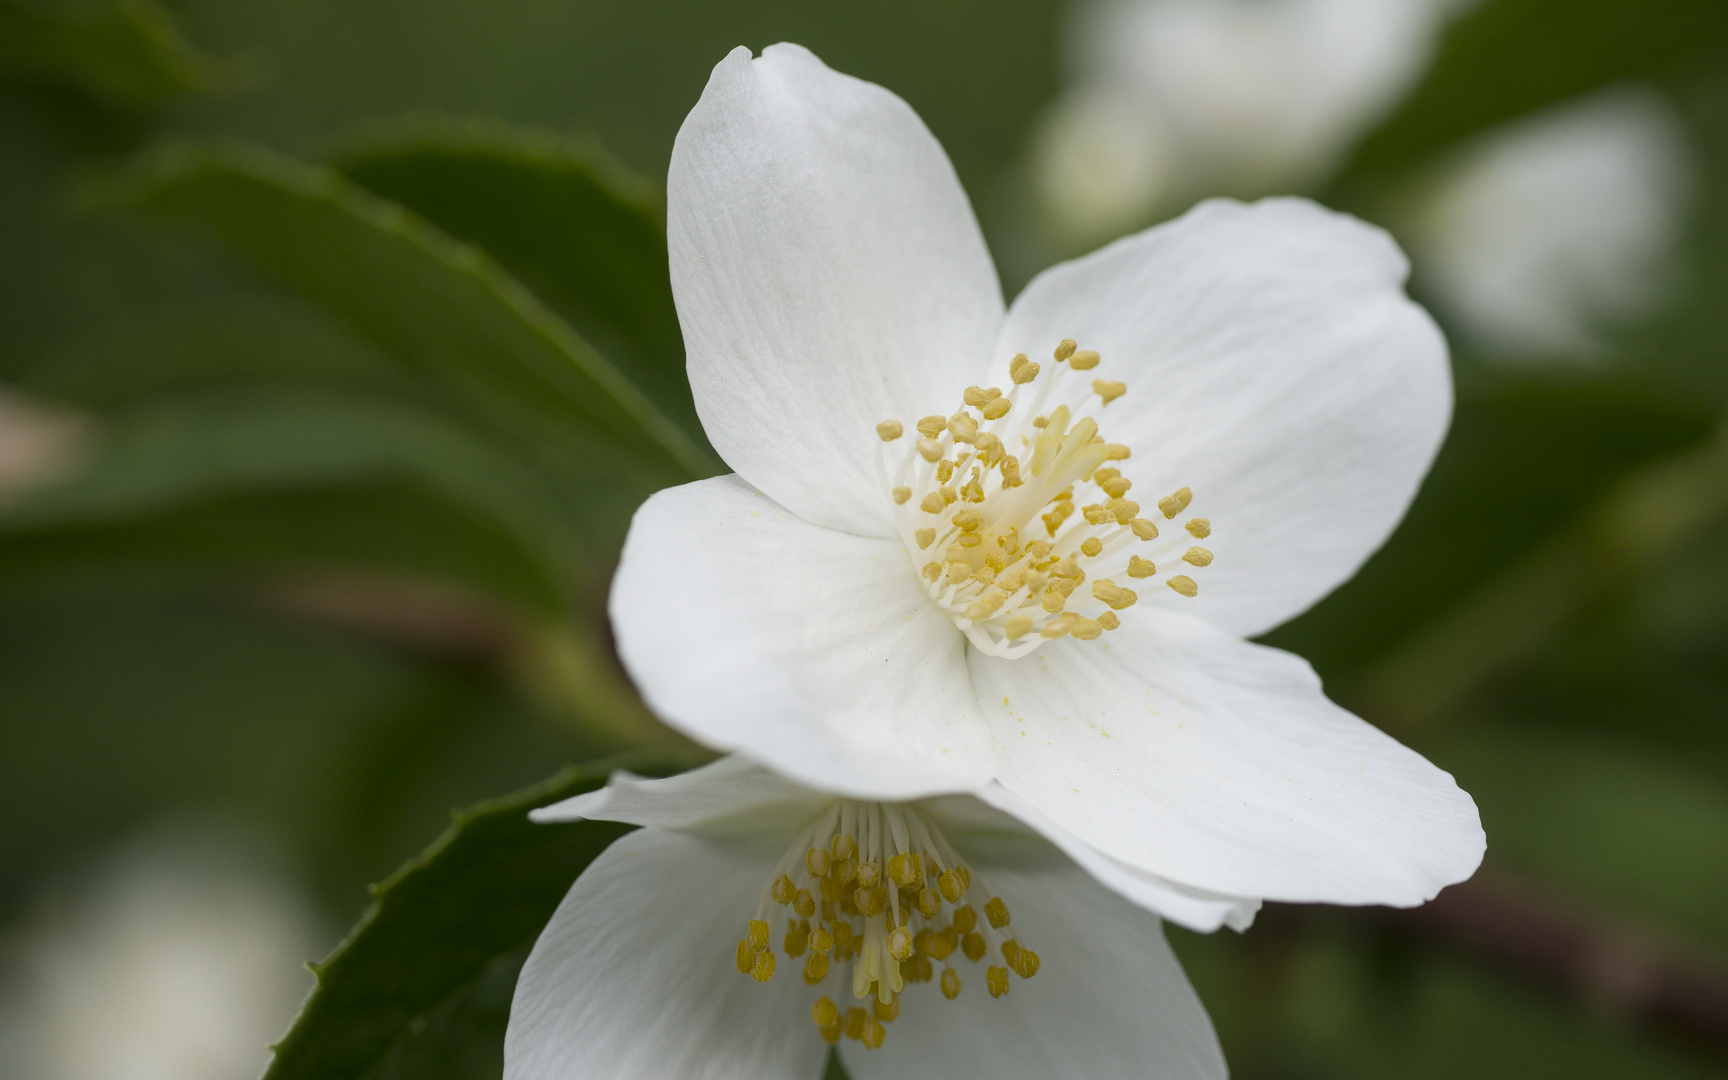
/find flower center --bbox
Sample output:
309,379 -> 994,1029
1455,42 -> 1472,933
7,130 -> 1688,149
733,801 -> 1037,1050
877,339 -> 1214,657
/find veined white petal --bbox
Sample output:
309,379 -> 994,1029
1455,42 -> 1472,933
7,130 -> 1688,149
995,197 -> 1450,638
533,757 -> 832,841
609,475 -> 996,799
970,608 -> 1484,906
963,785 -> 1260,932
505,829 -> 825,1080
670,43 -> 1004,538
843,839 -> 1226,1080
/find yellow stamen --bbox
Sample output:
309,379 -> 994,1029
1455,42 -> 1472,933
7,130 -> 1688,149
876,420 -> 903,441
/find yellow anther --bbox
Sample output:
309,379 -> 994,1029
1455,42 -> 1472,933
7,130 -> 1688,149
802,949 -> 830,984
813,928 -> 834,955
984,897 -> 1011,928
1092,466 -> 1121,483
963,386 -> 990,407
940,484 -> 958,505
1054,338 -> 1077,361
1158,487 -> 1193,518
952,905 -> 976,933
1004,615 -> 1033,639
981,397 -> 1011,420
1105,443 -> 1131,459
916,416 -> 947,438
961,477 -> 985,503
935,459 -> 955,483
1083,504 -> 1114,525
1040,613 -> 1077,638
1091,579 -> 1138,610
1071,616 -> 1103,640
1168,575 -> 1199,597
962,932 -> 987,961
952,508 -> 983,532
1040,591 -> 1067,615
918,887 -> 941,918
916,529 -> 936,550
1092,379 -> 1127,404
1097,611 -> 1121,630
1011,944 -> 1041,979
958,532 -> 982,548
984,387 -> 1003,402
1080,537 -> 1103,557
1032,414 -> 1050,428
735,939 -> 753,973
887,926 -> 913,962
770,874 -> 796,905
876,420 -> 904,441
1001,939 -> 1019,967
887,852 -> 922,887
1011,360 -> 1040,385
1127,556 -> 1156,578
874,995 -> 900,1022
813,996 -> 839,1029
860,1016 -> 885,1050
806,847 -> 830,877
938,871 -> 965,903
747,919 -> 770,952
921,561 -> 941,582
752,950 -> 775,983
918,492 -> 944,514
941,968 -> 962,999
855,860 -> 880,887
929,926 -> 958,961
1099,478 -> 1131,499
987,966 -> 1010,997
1129,517 -> 1159,540
1068,349 -> 1100,370
999,455 -> 1023,487
844,1007 -> 868,1040
831,834 -> 856,860
949,416 -> 979,443
1041,509 -> 1070,536
793,888 -> 816,919
1107,498 -> 1140,523
1184,546 -> 1214,567
891,486 -> 910,504
916,437 -> 943,462
785,921 -> 809,956
902,954 -> 934,983
1186,517 -> 1211,538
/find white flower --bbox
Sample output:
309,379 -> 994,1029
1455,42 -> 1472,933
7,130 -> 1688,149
1034,0 -> 1448,241
505,756 -> 1227,1079
1403,84 -> 1695,358
0,832 -> 323,1080
611,43 -> 1483,930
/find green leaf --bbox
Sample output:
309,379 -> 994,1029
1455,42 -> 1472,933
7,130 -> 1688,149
81,140 -> 715,486
0,0 -> 213,106
264,755 -> 693,1080
331,118 -> 702,446
0,388 -> 591,615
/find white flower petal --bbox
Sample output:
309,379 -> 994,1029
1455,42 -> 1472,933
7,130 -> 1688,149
970,608 -> 1484,906
670,43 -> 1004,537
963,785 -> 1260,932
609,475 -> 996,799
505,828 -> 824,1080
533,757 -> 832,841
997,197 -> 1450,637
844,839 -> 1226,1080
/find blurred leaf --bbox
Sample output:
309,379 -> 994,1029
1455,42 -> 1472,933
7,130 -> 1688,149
0,388 -> 581,615
1346,0 -> 1728,178
0,0 -> 213,106
80,139 -> 714,486
331,118 -> 702,444
265,756 -> 689,1080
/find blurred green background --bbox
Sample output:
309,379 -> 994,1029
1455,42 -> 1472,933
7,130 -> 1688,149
1,0 -> 1724,1077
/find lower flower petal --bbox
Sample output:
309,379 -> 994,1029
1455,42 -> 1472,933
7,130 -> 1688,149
610,475 -> 996,799
969,609 -> 1484,906
843,839 -> 1226,1080
505,828 -> 824,1080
